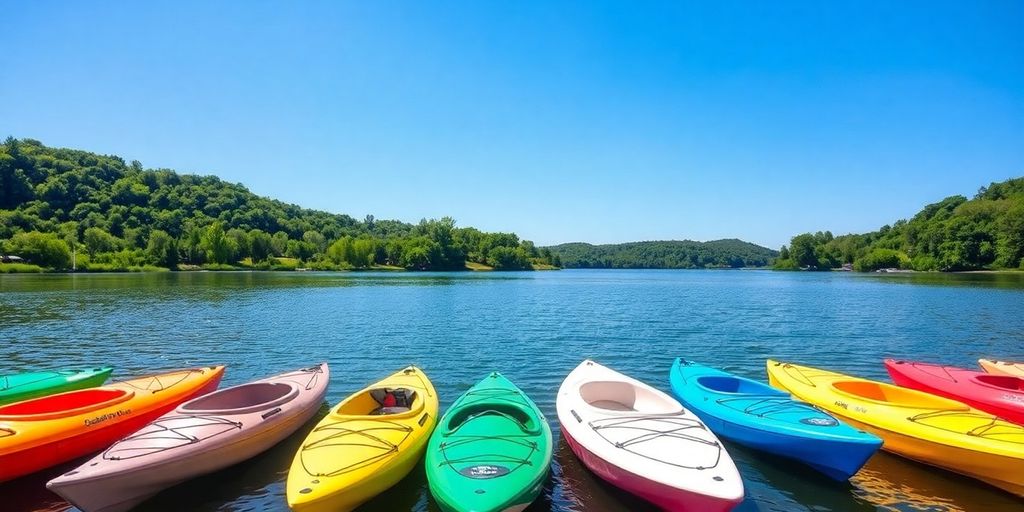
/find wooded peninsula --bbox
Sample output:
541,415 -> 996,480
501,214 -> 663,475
773,177 -> 1024,272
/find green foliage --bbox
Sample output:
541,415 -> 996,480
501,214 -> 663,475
3,231 -> 71,268
0,262 -> 45,273
853,248 -> 910,272
548,239 -> 776,269
775,177 -> 1024,272
146,229 -> 178,268
0,138 -> 556,272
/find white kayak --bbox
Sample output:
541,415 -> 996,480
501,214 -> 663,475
556,360 -> 744,511
47,364 -> 330,512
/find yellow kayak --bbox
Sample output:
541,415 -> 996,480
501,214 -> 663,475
766,360 -> 1024,497
287,366 -> 438,512
979,359 -> 1024,378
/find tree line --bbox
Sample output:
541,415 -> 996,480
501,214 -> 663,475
0,138 -> 557,271
774,177 -> 1024,272
545,239 -> 776,269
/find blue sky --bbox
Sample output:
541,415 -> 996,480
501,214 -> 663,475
3,1 -> 1022,249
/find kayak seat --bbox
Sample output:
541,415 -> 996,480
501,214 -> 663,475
580,380 -> 681,414
832,380 -> 966,409
974,374 -> 1024,391
0,388 -> 133,420
446,402 -> 539,435
368,387 -> 416,415
178,382 -> 297,415
697,376 -> 784,396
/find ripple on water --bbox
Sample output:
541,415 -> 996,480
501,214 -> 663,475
1,270 -> 1023,512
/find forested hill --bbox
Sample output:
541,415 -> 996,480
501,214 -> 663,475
546,239 -> 777,269
773,177 -> 1024,272
0,137 -> 557,271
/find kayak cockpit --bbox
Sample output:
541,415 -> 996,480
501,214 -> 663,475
579,380 -> 681,414
445,402 -> 540,435
0,388 -> 134,421
973,374 -> 1024,392
178,382 -> 297,415
697,375 -> 786,396
336,387 -> 421,417
831,380 -> 968,410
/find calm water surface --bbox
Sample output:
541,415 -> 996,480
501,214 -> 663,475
2,270 -> 1024,512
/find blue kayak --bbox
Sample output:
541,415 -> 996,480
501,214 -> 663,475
668,358 -> 882,481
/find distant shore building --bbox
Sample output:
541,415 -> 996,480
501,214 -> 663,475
1,255 -> 25,263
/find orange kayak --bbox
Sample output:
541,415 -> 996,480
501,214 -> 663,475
0,366 -> 224,483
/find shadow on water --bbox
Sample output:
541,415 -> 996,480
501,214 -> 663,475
551,436 -> 658,512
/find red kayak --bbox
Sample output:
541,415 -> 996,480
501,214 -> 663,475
885,359 -> 1024,425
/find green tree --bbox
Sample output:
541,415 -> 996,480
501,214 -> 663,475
201,222 -> 234,264
4,231 -> 71,268
147,229 -> 179,268
249,229 -> 273,263
83,226 -> 118,257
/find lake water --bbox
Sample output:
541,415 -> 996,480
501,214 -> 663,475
2,270 -> 1024,512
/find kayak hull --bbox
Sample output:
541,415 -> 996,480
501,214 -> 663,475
426,372 -> 552,512
979,359 -> 1024,379
556,360 -> 743,511
0,367 -> 113,406
287,366 -> 439,512
886,359 -> 1024,425
767,360 -> 1024,497
47,364 -> 329,512
561,426 -> 736,511
0,366 -> 224,483
669,359 -> 880,481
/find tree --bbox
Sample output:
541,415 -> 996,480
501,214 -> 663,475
83,227 -> 118,257
147,229 -> 179,268
201,222 -> 234,264
302,230 -> 327,253
788,233 -> 819,268
4,231 -> 71,268
249,229 -> 273,263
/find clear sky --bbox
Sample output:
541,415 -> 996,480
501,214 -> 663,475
3,1 -> 1022,249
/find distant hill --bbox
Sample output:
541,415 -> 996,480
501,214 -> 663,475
774,177 -> 1024,271
545,239 -> 777,269
0,137 -> 555,271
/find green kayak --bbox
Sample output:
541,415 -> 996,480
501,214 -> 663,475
0,367 -> 113,406
426,372 -> 552,512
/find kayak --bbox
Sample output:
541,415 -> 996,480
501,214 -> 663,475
1,367 -> 113,406
287,366 -> 438,512
886,359 -> 1024,425
979,359 -> 1024,379
669,359 -> 881,480
557,360 -> 744,511
426,372 -> 552,512
767,360 -> 1024,497
0,366 -> 224,483
47,364 -> 328,512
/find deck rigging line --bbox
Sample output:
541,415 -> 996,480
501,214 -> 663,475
589,415 -> 723,470
102,415 -> 242,460
909,410 -> 1024,443
717,395 -> 827,418
0,371 -> 64,392
120,369 -> 204,394
908,363 -> 959,383
301,420 -> 413,477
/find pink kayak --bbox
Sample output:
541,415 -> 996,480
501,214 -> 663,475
885,359 -> 1024,425
556,360 -> 744,511
47,363 -> 329,512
